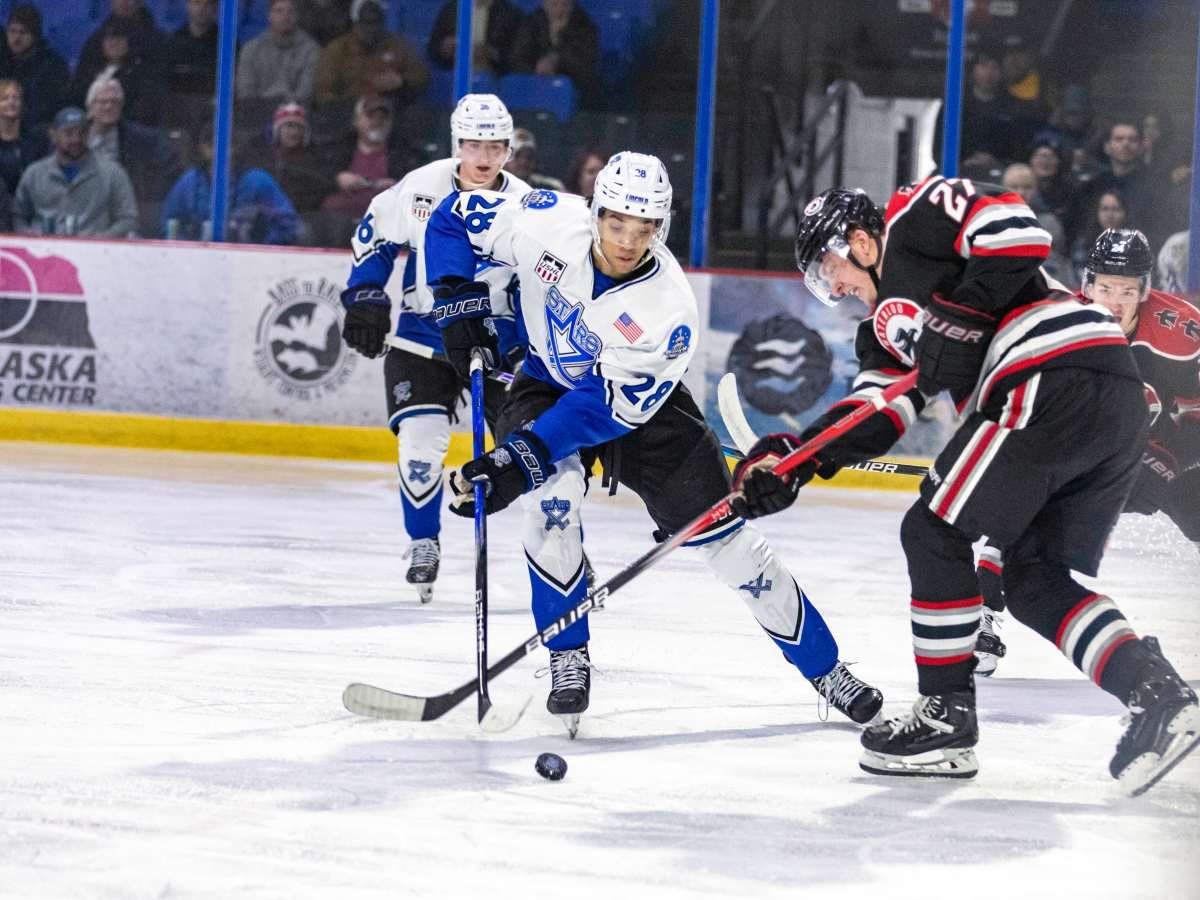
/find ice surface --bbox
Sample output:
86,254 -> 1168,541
1,442 -> 1197,899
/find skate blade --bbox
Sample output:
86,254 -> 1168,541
859,747 -> 979,779
416,584 -> 434,604
479,694 -> 533,734
558,713 -> 581,740
1119,705 -> 1200,798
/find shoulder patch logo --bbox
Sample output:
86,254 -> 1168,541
411,194 -> 436,221
522,190 -> 558,210
665,324 -> 692,360
535,251 -> 567,284
873,297 -> 924,366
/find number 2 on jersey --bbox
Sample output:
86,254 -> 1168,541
463,194 -> 505,233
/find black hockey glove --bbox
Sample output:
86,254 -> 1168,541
915,295 -> 996,399
449,430 -> 555,517
340,286 -> 392,358
730,433 -> 834,519
1124,439 -> 1179,516
432,279 -> 499,381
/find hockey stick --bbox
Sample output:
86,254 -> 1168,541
717,373 -> 928,477
341,370 -> 919,723
384,334 -> 515,385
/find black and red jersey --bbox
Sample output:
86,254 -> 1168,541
802,175 -> 1139,465
1127,290 -> 1200,431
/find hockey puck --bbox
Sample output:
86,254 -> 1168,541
534,752 -> 567,781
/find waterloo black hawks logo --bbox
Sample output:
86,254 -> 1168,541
411,194 -> 436,221
254,276 -> 357,400
873,297 -> 924,367
535,251 -> 567,284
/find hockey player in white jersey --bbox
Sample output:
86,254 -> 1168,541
422,151 -> 883,733
339,94 -> 532,603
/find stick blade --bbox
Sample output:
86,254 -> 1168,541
717,373 -> 759,454
342,682 -> 429,721
478,694 -> 532,733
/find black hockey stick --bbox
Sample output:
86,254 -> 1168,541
720,445 -> 928,477
341,370 -> 919,723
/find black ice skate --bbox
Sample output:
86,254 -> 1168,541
860,690 -> 979,778
1110,636 -> 1200,797
545,645 -> 591,739
974,609 -> 1007,677
811,662 -> 883,724
403,537 -> 439,604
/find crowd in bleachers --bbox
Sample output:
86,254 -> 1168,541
0,0 -> 652,244
933,37 -> 1193,289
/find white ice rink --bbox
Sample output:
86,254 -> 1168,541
1,442 -> 1197,899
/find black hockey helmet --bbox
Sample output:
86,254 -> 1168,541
1086,229 -> 1153,287
794,188 -> 884,306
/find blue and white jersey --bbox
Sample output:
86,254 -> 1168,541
424,188 -> 699,462
346,157 -> 532,350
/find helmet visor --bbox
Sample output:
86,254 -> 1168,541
802,235 -> 852,307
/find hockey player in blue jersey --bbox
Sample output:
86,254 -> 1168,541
338,94 -> 532,603
422,150 -> 883,734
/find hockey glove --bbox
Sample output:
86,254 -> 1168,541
1124,439 -> 1179,516
340,286 -> 392,358
449,430 -> 555,517
432,279 -> 499,381
730,433 -> 834,519
915,295 -> 996,399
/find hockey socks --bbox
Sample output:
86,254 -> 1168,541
396,414 -> 451,541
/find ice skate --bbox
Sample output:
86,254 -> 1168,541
859,690 -> 979,778
403,537 -> 439,604
974,609 -> 1007,677
545,645 -> 591,739
1110,636 -> 1200,797
811,662 -> 883,724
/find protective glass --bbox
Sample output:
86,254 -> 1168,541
803,235 -> 853,307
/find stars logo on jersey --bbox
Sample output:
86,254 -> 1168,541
535,251 -> 567,284
540,497 -> 571,531
522,190 -> 558,210
873,297 -> 924,366
545,286 -> 602,385
664,324 -> 692,360
393,380 -> 412,404
411,194 -> 436,221
407,460 -> 432,485
738,573 -> 773,599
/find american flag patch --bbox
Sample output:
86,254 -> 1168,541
614,312 -> 643,342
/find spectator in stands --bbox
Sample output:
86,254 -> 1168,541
1139,109 -> 1192,247
429,0 -> 523,76
506,128 -> 564,190
563,145 -> 605,199
315,0 -> 428,108
0,79 -> 47,197
0,4 -> 69,130
319,94 -> 404,240
1027,140 -> 1074,225
166,0 -> 219,97
510,0 -> 599,104
161,123 -> 299,244
1003,161 -> 1071,286
0,175 -> 11,232
1071,188 -> 1128,280
236,0 -> 320,104
1034,84 -> 1094,167
241,101 -> 332,216
85,77 -> 182,232
1157,231 -> 1188,294
14,107 -> 138,237
934,44 -> 1023,171
76,0 -> 166,94
1001,35 -> 1043,110
72,17 -> 168,126
1073,120 -> 1153,242
300,0 -> 353,47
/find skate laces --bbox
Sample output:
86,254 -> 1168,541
404,538 -> 439,568
887,695 -> 953,737
813,662 -> 864,721
536,648 -> 595,691
980,609 -> 1002,635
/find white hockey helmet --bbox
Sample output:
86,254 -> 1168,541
450,93 -> 514,151
590,151 -> 673,259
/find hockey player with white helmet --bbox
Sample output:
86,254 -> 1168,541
422,151 -> 883,735
339,94 -> 533,603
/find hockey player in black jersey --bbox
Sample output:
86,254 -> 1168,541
730,181 -> 1199,795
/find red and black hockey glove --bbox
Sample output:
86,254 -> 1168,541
916,295 -> 997,399
1124,438 -> 1180,516
731,434 -> 834,519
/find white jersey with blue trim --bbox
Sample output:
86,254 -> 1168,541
445,188 -> 698,432
347,158 -> 531,346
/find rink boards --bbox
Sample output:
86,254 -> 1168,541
0,236 -> 935,489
